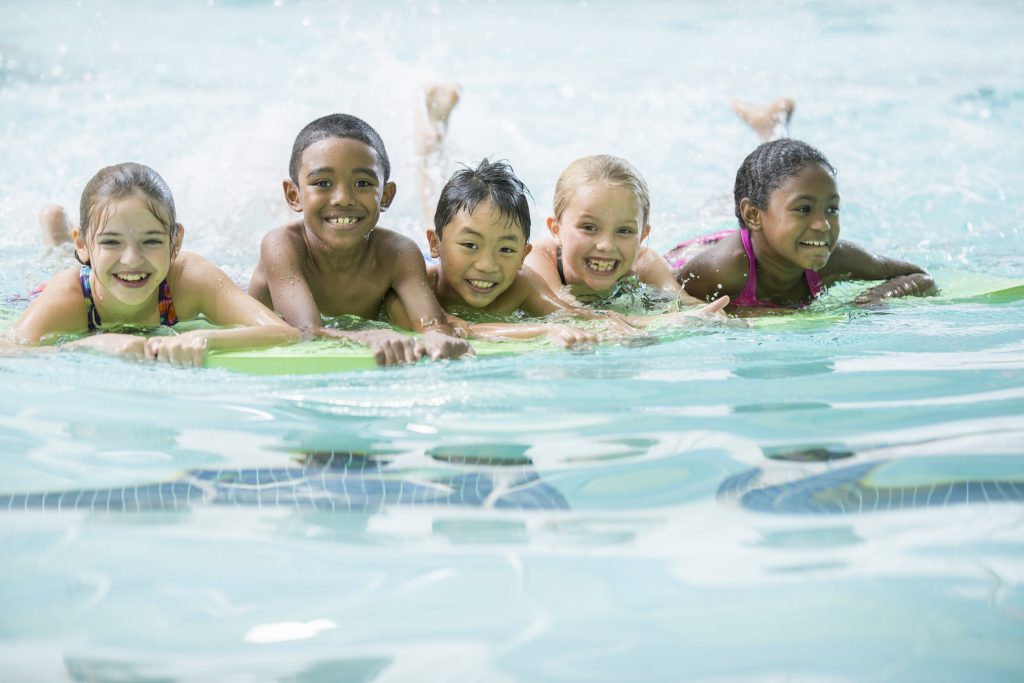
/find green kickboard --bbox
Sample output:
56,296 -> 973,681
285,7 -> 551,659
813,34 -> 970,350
4,271 -> 1023,376
204,338 -> 543,375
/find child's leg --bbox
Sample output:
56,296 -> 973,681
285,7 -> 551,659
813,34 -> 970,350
415,83 -> 461,224
731,97 -> 794,142
40,204 -> 73,247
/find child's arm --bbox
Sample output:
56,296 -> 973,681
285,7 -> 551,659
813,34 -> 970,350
676,244 -> 749,304
144,252 -> 299,366
388,239 -> 474,360
256,228 -> 420,365
823,241 -> 936,305
634,245 -> 706,305
8,268 -> 89,343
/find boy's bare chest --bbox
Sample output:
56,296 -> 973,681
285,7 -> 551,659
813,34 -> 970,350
306,263 -> 392,320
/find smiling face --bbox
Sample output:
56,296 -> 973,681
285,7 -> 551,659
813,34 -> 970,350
285,136 -> 396,250
74,193 -> 176,311
429,198 -> 531,309
548,181 -> 650,294
746,163 -> 840,272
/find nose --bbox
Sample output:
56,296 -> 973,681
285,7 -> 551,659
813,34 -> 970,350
474,251 -> 500,273
121,242 -> 145,266
811,209 -> 833,231
594,232 -> 614,251
331,183 -> 355,206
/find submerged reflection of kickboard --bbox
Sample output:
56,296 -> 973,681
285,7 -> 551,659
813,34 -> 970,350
0,454 -> 570,513
718,454 -> 1024,515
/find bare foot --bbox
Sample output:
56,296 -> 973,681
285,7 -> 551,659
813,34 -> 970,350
39,204 -> 73,247
731,97 -> 794,142
416,83 -> 462,153
416,83 -> 462,222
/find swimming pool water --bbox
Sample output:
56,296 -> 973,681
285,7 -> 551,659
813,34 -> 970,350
1,1 -> 1023,681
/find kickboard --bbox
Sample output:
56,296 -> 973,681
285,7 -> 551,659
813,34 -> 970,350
204,338 -> 544,375
4,271 -> 1022,375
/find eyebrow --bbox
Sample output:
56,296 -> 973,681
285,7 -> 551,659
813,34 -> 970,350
96,229 -> 168,236
455,227 -> 522,242
306,166 -> 380,181
578,213 -> 637,225
790,194 -> 841,202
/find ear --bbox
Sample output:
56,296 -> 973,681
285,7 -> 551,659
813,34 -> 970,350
546,216 -> 559,239
171,224 -> 185,260
380,181 -> 397,211
739,198 -> 762,232
72,227 -> 90,265
518,242 -> 533,269
283,179 -> 303,213
426,229 -> 441,259
640,223 -> 651,242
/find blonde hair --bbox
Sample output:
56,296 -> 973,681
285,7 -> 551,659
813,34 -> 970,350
551,154 -> 651,225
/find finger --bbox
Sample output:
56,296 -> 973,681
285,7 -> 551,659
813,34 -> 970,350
703,295 -> 730,315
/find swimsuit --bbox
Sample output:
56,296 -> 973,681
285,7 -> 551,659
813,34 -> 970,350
79,265 -> 178,330
666,228 -> 822,308
555,245 -> 568,286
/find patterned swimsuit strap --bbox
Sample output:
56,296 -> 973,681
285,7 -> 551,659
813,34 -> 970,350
79,265 -> 102,330
556,245 -> 567,286
78,265 -> 178,328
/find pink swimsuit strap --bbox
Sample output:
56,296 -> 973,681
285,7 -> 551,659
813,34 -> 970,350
734,229 -> 821,308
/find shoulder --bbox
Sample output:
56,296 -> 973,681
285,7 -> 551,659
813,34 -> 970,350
10,267 -> 88,341
167,252 -> 234,308
371,228 -> 426,268
677,233 -> 749,299
259,222 -> 306,257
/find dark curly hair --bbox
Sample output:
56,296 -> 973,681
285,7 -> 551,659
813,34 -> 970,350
734,139 -> 835,229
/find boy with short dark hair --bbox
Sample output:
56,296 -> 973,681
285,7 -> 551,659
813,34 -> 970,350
249,113 -> 471,365
387,157 -> 605,346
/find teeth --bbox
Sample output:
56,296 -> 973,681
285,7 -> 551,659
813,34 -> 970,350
801,240 -> 828,247
116,273 -> 148,282
586,258 -> 617,273
326,217 -> 359,225
467,279 -> 496,290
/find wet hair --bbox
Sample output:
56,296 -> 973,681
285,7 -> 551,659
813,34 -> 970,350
734,139 -> 836,229
288,113 -> 391,184
552,154 -> 651,225
78,162 -> 179,264
434,158 -> 532,240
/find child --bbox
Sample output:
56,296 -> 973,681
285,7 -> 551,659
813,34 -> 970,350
387,157 -> 604,347
8,162 -> 298,366
416,85 -> 728,327
248,113 -> 472,366
524,154 -> 731,321
669,138 -> 935,308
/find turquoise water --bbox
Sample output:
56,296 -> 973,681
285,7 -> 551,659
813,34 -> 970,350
2,1 -> 1024,681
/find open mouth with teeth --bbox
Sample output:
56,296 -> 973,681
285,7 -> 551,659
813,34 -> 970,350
584,257 -> 619,275
113,272 -> 152,288
798,240 -> 830,248
465,279 -> 498,293
325,216 -> 361,227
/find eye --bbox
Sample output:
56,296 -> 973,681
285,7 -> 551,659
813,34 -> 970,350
827,206 -> 840,215
355,179 -> 374,188
616,226 -> 637,236
459,242 -> 478,250
793,206 -> 811,214
97,238 -> 120,247
499,246 -> 518,255
144,238 -> 167,247
579,223 -> 597,233
313,179 -> 331,188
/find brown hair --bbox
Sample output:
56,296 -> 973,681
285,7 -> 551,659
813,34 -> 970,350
78,162 -> 180,262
